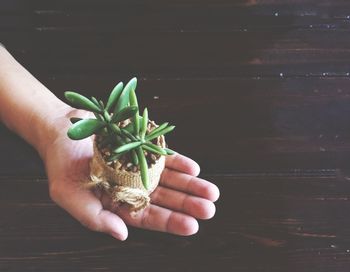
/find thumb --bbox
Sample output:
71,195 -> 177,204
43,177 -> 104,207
50,181 -> 128,240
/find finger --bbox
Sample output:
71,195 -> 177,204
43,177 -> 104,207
116,204 -> 199,236
150,186 -> 216,220
165,153 -> 200,176
50,181 -> 128,241
160,168 -> 220,202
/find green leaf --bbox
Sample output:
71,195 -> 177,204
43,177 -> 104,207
113,141 -> 142,154
111,106 -> 138,123
103,110 -> 111,122
109,123 -> 123,137
103,135 -> 125,150
123,122 -> 133,133
99,100 -> 105,109
131,150 -> 139,165
146,122 -> 168,138
123,116 -> 144,134
164,147 -> 176,155
129,88 -> 140,136
64,91 -> 102,113
67,119 -> 105,140
106,82 -> 124,112
93,112 -> 103,121
107,152 -> 125,162
69,117 -> 82,124
109,127 -> 130,144
136,147 -> 149,190
142,142 -> 167,156
140,108 -> 148,139
113,77 -> 137,115
145,126 -> 175,141
121,128 -> 138,141
91,96 -> 101,108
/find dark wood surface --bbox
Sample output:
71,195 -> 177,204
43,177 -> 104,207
2,1 -> 350,271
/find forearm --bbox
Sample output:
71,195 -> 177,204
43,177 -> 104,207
0,46 -> 71,159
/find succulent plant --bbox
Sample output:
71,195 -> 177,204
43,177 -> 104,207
64,77 -> 175,190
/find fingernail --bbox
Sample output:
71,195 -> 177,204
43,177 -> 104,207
111,231 -> 127,241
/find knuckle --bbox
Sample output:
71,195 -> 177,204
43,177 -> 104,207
80,217 -> 101,232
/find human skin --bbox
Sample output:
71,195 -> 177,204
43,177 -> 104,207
0,46 -> 220,240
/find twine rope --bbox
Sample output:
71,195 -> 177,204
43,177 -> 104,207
87,176 -> 150,212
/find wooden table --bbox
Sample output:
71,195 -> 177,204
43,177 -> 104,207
2,1 -> 350,271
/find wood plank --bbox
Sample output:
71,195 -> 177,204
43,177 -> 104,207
2,1 -> 350,271
3,1 -> 350,33
2,77 -> 350,174
1,174 -> 350,271
2,29 -> 350,79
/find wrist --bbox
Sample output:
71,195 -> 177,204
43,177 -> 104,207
0,46 -> 74,161
31,100 -> 73,161
33,104 -> 95,162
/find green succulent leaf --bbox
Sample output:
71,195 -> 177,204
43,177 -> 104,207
121,128 -> 138,141
111,106 -> 138,124
103,110 -> 111,122
129,89 -> 140,136
122,115 -> 143,134
164,147 -> 176,155
106,82 -> 124,112
91,96 -> 101,108
146,122 -> 168,138
143,142 -> 167,156
131,150 -> 139,165
64,91 -> 102,113
145,125 -> 175,141
69,117 -> 82,124
107,152 -> 125,162
123,122 -> 133,133
113,141 -> 142,154
93,112 -> 103,122
109,123 -> 138,143
67,119 -> 105,140
140,108 -> 148,139
99,100 -> 105,109
136,147 -> 149,190
113,77 -> 137,116
109,124 -> 124,138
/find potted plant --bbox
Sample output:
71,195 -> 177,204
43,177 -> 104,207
64,77 -> 175,212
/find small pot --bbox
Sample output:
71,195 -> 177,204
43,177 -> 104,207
89,124 -> 166,212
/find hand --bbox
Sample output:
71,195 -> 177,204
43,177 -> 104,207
44,109 -> 220,241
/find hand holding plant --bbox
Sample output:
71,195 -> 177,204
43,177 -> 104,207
0,47 -> 219,241
64,78 -> 180,211
45,107 -> 219,240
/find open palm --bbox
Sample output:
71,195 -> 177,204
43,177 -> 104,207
44,110 -> 219,240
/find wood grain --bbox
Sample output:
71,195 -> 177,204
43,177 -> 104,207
2,0 -> 350,271
1,174 -> 350,272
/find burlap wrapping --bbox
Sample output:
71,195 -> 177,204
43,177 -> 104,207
88,134 -> 166,212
